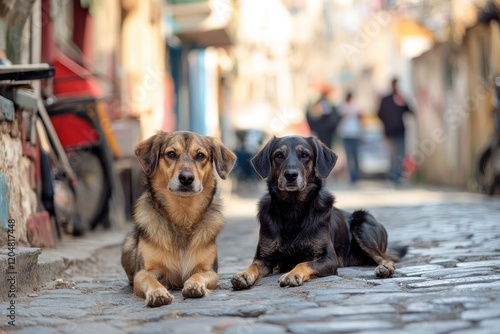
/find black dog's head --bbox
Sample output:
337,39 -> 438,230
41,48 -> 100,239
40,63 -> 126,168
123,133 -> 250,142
251,136 -> 338,192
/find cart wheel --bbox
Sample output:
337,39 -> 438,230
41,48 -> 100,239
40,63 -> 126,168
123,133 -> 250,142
69,150 -> 110,228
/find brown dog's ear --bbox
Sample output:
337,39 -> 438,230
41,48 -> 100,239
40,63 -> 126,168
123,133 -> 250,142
211,138 -> 237,180
250,136 -> 276,179
134,132 -> 165,176
310,136 -> 338,178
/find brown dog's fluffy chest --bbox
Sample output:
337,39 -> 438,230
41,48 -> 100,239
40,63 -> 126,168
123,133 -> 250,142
133,191 -> 224,289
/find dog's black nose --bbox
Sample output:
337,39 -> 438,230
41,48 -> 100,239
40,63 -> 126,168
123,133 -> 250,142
178,171 -> 195,186
284,169 -> 298,181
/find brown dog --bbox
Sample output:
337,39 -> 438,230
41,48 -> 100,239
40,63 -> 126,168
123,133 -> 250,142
121,131 -> 236,306
231,135 -> 406,290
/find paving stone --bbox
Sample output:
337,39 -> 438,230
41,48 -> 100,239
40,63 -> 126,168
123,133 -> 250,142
452,328 -> 499,334
249,297 -> 318,313
405,301 -> 453,313
10,326 -> 59,334
432,296 -> 493,305
57,322 -> 123,334
455,260 -> 500,268
259,312 -> 329,325
341,292 -> 415,305
31,307 -> 87,319
355,330 -> 412,334
7,316 -> 69,328
308,293 -> 348,303
418,267 -> 494,278
287,320 -> 396,333
400,313 -> 444,323
397,264 -> 444,276
177,306 -> 242,317
444,269 -> 496,279
406,274 -> 500,289
375,276 -> 428,284
223,323 -> 287,334
297,304 -> 396,317
479,318 -> 500,328
237,304 -> 272,317
132,316 -> 246,334
337,267 -> 377,279
429,258 -> 459,267
453,280 -> 500,291
27,295 -> 98,309
403,320 -> 472,334
461,308 -> 500,321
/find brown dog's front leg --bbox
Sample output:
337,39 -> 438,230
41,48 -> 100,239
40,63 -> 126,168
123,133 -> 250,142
134,269 -> 174,306
182,270 -> 218,298
278,258 -> 337,287
231,260 -> 271,290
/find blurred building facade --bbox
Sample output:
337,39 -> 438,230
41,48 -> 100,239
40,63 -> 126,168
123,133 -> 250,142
166,0 -> 235,141
411,1 -> 500,186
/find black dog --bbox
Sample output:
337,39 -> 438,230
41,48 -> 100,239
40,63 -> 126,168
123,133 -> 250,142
231,135 -> 406,289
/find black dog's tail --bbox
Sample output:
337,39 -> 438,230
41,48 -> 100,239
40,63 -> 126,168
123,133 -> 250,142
350,210 -> 408,262
386,245 -> 408,262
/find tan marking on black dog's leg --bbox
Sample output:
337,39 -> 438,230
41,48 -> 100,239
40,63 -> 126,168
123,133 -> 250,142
182,271 -> 218,298
231,260 -> 271,290
134,269 -> 173,307
278,262 -> 315,287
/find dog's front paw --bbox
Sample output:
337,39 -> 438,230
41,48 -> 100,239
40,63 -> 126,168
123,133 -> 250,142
278,272 -> 304,287
231,271 -> 256,290
145,287 -> 173,307
375,261 -> 396,278
182,280 -> 207,298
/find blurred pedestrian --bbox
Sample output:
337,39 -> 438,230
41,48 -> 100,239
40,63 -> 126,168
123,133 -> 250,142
338,91 -> 363,183
306,86 -> 340,148
377,78 -> 413,184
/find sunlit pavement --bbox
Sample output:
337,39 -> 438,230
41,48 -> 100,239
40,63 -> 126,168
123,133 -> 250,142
5,180 -> 500,334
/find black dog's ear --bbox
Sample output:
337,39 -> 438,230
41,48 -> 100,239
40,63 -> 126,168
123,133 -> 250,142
134,132 -> 165,176
310,137 -> 338,178
251,136 -> 276,179
211,137 -> 237,180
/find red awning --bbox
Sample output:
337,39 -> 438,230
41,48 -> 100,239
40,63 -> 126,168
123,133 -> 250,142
52,50 -> 101,98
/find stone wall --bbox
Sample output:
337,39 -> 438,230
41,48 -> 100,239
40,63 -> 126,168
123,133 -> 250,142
1,99 -> 52,248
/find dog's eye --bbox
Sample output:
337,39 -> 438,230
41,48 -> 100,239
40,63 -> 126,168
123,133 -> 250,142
166,151 -> 177,159
275,152 -> 284,160
300,152 -> 309,159
195,152 -> 206,161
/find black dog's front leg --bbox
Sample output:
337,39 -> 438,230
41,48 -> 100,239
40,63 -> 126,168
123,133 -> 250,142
278,251 -> 338,287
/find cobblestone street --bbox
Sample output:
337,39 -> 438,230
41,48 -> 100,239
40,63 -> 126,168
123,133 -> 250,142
3,181 -> 500,334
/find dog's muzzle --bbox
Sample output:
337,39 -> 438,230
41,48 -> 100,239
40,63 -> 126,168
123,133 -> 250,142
169,170 -> 202,195
279,168 -> 305,191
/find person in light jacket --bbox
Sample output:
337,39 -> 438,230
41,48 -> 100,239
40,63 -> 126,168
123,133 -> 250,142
338,91 -> 363,183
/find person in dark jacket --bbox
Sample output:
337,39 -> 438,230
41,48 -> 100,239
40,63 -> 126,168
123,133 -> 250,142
377,78 -> 412,183
306,89 -> 340,149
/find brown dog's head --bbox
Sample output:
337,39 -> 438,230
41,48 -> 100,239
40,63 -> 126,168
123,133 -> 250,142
134,131 -> 236,196
251,135 -> 337,191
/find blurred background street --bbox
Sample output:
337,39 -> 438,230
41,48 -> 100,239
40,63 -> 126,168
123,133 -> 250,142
1,0 -> 499,244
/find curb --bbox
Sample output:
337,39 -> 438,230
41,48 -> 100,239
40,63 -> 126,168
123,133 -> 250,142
1,229 -> 126,300
38,229 -> 126,279
0,247 -> 41,300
